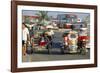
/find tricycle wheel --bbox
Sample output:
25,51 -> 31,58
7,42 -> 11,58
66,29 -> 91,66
46,44 -> 52,54
48,48 -> 51,54
61,47 -> 65,54
80,47 -> 86,55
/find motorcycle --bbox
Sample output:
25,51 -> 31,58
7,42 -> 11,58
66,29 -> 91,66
78,28 -> 88,55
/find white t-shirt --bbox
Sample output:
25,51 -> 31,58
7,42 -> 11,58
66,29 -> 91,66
22,28 -> 29,41
79,31 -> 87,36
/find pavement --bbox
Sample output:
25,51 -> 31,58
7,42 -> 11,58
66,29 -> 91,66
22,49 -> 90,62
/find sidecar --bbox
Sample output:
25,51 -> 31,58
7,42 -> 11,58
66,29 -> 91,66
67,31 -> 78,53
61,30 -> 78,54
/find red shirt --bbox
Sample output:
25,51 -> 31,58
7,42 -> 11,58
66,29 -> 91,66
78,36 -> 89,41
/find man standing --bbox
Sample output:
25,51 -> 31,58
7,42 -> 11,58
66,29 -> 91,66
22,23 -> 30,56
45,28 -> 54,54
25,23 -> 35,48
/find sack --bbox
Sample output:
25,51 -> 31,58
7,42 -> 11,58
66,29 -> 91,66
41,37 -> 45,42
68,40 -> 77,45
26,44 -> 33,54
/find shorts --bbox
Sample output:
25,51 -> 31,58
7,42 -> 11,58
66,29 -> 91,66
22,40 -> 26,46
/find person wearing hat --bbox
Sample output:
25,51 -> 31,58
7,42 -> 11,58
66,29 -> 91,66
45,28 -> 54,45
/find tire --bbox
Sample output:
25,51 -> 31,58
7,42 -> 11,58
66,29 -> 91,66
80,47 -> 86,55
26,47 -> 33,54
61,47 -> 65,54
48,48 -> 51,54
46,44 -> 52,54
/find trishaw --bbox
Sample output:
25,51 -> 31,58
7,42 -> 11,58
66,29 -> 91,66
61,29 -> 78,54
61,27 -> 88,54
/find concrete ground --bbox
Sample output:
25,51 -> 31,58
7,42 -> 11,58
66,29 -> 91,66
22,48 -> 90,62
